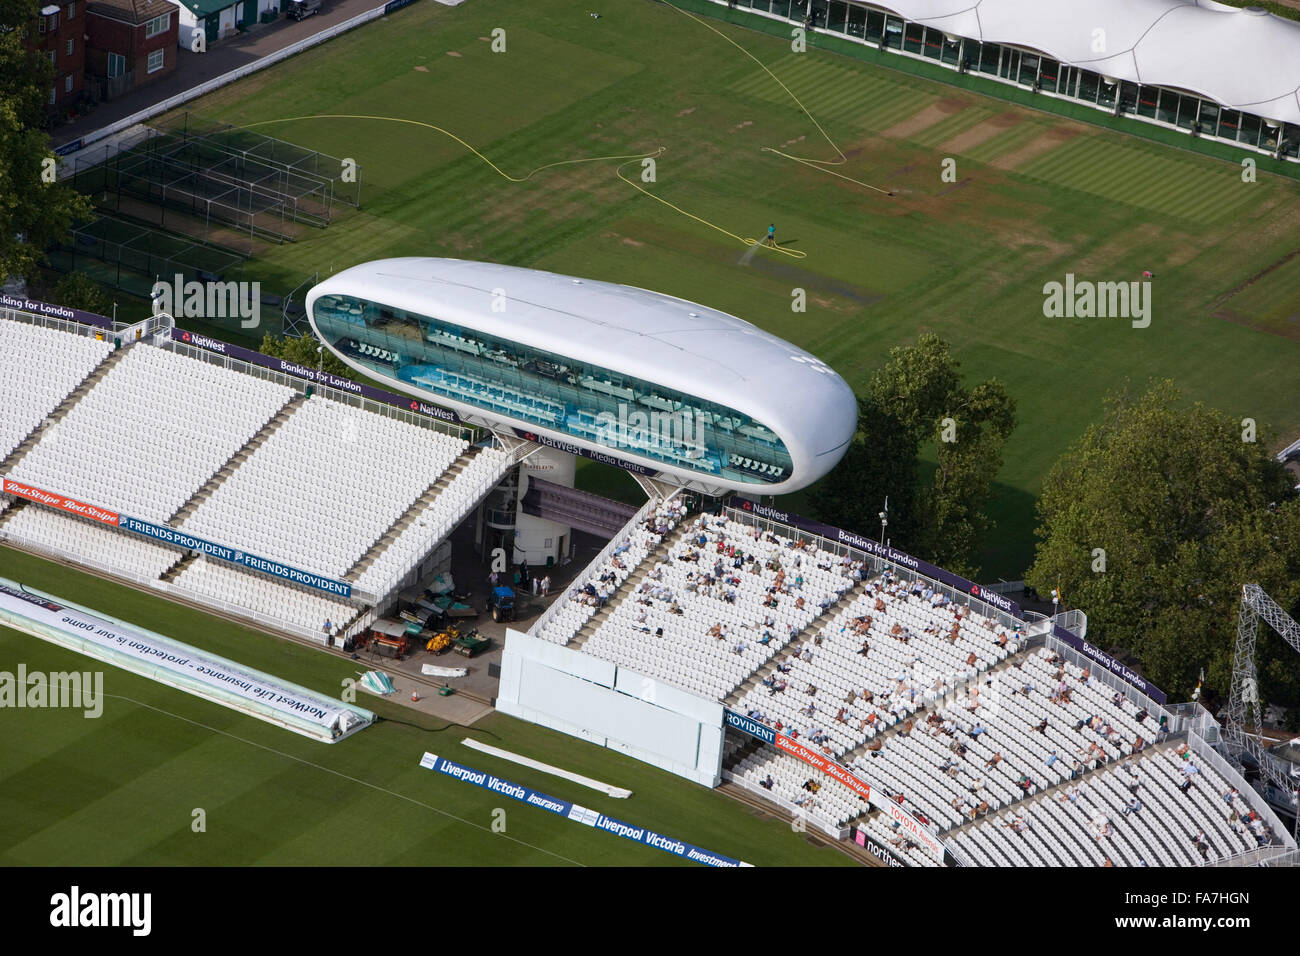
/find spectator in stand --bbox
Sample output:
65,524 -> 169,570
760,774 -> 773,790
1123,796 -> 1142,816
985,752 -> 1003,769
1046,751 -> 1060,769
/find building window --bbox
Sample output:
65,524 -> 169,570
66,38 -> 73,56
144,12 -> 170,38
107,51 -> 124,78
48,50 -> 56,66
46,11 -> 59,31
66,1 -> 75,19
147,47 -> 165,73
49,87 -> 56,105
312,295 -> 795,484
64,74 -> 72,93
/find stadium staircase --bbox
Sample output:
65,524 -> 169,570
565,518 -> 693,650
344,446 -> 484,583
835,649 -> 1034,769
940,736 -> 1186,839
159,552 -> 199,583
724,577 -> 873,707
0,346 -> 130,474
0,500 -> 25,532
723,733 -> 767,772
166,394 -> 304,526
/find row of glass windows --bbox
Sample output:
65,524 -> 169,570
312,295 -> 796,485
726,0 -> 1300,157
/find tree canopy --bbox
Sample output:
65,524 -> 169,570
1025,379 -> 1300,707
808,332 -> 1017,578
258,331 -> 351,379
0,0 -> 93,281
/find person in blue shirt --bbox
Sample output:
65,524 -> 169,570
765,223 -> 776,247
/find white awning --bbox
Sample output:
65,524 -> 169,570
873,0 -> 1300,124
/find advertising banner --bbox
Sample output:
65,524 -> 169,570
772,733 -> 872,801
726,497 -> 1023,619
724,708 -> 870,801
172,328 -> 461,426
0,579 -> 373,741
419,753 -> 749,867
1051,623 -> 1167,704
853,826 -> 908,868
723,708 -> 776,745
2,478 -> 120,525
876,797 -> 946,860
0,295 -> 113,330
511,428 -> 662,477
117,514 -> 353,599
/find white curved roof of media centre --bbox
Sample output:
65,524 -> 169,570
878,0 -> 1300,125
307,258 -> 859,473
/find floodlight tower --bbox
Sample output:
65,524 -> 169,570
1227,584 -> 1300,799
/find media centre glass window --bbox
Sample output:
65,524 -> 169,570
314,294 -> 795,484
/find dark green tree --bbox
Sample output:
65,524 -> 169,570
1025,379 -> 1300,703
52,271 -> 112,316
808,333 -> 1016,577
258,331 -> 351,378
0,0 -> 94,281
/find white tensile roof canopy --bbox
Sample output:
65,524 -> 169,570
876,0 -> 1300,125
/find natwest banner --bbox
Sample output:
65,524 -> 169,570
727,497 -> 1023,619
173,328 -> 461,426
2,478 -> 121,525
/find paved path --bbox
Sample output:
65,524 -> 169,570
53,0 -> 388,148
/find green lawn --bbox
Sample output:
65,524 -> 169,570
0,545 -> 853,866
143,0 -> 1300,581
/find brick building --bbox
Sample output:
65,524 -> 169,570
28,1 -> 87,120
84,0 -> 180,101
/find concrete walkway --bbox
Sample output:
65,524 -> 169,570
53,0 -> 391,149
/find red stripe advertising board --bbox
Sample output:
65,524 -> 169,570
2,478 -> 121,525
773,732 -> 872,801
